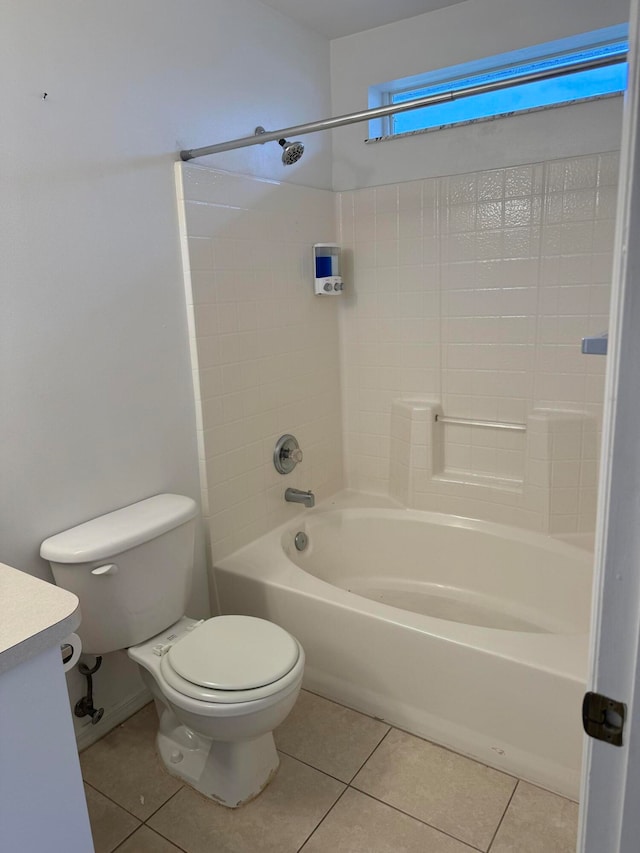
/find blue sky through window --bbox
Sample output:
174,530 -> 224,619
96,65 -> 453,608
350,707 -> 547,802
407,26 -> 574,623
371,28 -> 628,138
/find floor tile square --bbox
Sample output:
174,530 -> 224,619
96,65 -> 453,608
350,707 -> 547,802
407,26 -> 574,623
353,728 -> 516,851
84,784 -> 140,853
490,781 -> 579,852
275,690 -> 390,781
148,753 -> 345,853
301,788 -> 477,853
81,703 -> 182,820
115,825 -> 185,852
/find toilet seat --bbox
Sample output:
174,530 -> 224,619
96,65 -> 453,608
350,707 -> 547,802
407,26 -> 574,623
159,616 -> 301,704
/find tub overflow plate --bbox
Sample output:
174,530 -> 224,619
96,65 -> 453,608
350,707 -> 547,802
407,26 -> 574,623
294,531 -> 308,551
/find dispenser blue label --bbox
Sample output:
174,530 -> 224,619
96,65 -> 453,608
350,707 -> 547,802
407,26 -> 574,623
316,255 -> 332,278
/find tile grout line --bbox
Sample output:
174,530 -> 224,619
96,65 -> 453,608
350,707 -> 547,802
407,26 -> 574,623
295,785 -> 351,852
275,747 -> 358,786
486,778 -> 520,852
83,771 -> 189,851
373,718 -> 520,787
110,817 -> 189,853
300,686 -> 386,723
143,784 -> 186,824
284,694 -> 391,851
82,773 -> 184,825
83,780 -> 145,824
276,689 -> 392,785
82,782 -> 148,853
383,719 -> 522,779
306,693 -> 578,807
346,786 -> 484,853
346,724 -> 392,784
107,824 -> 140,853
140,787 -> 192,853
136,823 -> 191,853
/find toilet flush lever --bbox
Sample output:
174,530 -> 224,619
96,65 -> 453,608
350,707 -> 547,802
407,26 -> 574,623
91,564 -> 118,576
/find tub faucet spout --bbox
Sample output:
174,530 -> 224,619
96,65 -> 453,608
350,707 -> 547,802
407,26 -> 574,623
285,488 -> 315,508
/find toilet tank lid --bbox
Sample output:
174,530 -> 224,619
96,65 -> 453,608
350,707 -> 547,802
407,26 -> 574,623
40,494 -> 198,563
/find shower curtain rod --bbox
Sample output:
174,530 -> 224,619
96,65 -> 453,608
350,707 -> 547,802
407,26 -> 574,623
180,52 -> 625,161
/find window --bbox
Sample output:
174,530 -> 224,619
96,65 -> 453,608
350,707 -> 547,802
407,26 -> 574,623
368,26 -> 628,140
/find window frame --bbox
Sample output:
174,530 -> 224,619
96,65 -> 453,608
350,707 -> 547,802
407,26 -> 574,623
368,25 -> 629,141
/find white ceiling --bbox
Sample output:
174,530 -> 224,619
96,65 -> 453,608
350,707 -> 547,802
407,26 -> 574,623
259,0 -> 468,40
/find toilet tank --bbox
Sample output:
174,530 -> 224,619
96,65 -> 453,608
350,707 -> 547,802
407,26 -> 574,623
40,494 -> 198,655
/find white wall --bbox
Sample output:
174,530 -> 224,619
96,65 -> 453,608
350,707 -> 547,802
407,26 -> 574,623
330,0 -> 629,189
0,0 -> 331,739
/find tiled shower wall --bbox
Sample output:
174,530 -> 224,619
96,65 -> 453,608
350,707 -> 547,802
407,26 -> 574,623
338,152 -> 618,531
176,165 -> 343,562
176,151 -> 617,557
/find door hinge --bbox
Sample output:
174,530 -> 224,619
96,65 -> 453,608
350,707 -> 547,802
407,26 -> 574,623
582,692 -> 626,746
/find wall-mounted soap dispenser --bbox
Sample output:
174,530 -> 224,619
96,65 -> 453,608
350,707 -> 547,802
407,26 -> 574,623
314,243 -> 343,295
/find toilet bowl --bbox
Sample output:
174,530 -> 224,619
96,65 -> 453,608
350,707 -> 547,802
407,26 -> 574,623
40,494 -> 305,808
128,615 -> 305,806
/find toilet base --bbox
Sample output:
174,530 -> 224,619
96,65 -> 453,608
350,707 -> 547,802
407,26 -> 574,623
156,707 -> 280,808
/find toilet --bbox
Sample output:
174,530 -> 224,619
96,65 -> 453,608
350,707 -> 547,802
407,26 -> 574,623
40,494 -> 304,807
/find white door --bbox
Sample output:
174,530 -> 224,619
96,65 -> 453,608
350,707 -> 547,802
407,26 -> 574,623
579,3 -> 640,851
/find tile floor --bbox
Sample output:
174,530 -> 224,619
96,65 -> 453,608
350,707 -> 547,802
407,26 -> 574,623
80,690 -> 579,853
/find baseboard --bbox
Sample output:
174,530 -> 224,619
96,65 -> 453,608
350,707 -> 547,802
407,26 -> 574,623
76,687 -> 152,752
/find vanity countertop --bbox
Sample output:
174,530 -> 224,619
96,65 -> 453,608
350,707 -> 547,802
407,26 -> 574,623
0,562 -> 80,676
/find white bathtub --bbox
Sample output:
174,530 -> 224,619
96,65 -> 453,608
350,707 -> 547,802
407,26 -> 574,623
215,492 -> 592,799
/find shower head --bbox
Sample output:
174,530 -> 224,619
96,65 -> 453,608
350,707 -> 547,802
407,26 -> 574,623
278,138 -> 304,166
254,126 -> 304,166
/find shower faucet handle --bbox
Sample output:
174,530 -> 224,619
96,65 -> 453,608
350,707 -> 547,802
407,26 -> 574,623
274,434 -> 303,474
286,447 -> 303,464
